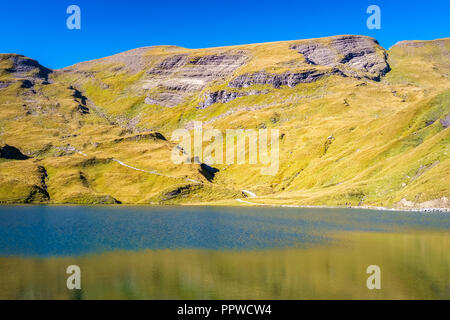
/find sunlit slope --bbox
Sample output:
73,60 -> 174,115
0,36 -> 449,207
0,54 -> 232,204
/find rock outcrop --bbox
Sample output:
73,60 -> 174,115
290,35 -> 390,81
229,69 -> 344,89
112,132 -> 167,143
162,184 -> 202,201
24,165 -> 50,203
144,53 -> 248,107
1,54 -> 52,83
440,115 -> 450,128
198,89 -> 269,109
25,185 -> 50,203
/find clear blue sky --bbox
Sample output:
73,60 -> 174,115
0,0 -> 449,69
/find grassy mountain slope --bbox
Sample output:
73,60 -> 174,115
0,35 -> 449,208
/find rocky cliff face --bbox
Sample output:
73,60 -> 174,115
198,89 -> 269,109
228,68 -> 345,89
145,35 -> 390,108
143,53 -> 248,107
55,35 -> 390,110
290,36 -> 390,81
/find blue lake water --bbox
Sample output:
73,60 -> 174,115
0,206 -> 448,299
0,205 -> 448,256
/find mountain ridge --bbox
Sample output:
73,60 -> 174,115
0,35 -> 449,208
3,35 -> 448,74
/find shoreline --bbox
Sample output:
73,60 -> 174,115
0,201 -> 448,213
235,200 -> 449,213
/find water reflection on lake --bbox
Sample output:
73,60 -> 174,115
0,206 -> 448,299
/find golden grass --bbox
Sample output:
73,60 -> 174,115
0,37 -> 449,206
